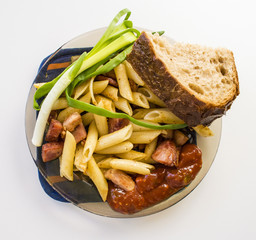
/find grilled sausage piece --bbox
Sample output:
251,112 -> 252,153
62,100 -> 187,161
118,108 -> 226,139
41,142 -> 64,162
45,119 -> 63,142
108,118 -> 130,133
152,140 -> 178,167
71,123 -> 87,143
63,112 -> 82,132
105,169 -> 135,191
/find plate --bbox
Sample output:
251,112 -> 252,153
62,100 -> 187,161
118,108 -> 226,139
25,28 -> 222,218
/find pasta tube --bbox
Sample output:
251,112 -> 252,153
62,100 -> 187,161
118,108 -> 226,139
95,124 -> 133,151
114,63 -> 133,101
60,131 -> 76,181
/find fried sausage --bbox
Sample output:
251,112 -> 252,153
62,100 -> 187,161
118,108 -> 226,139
63,112 -> 82,132
105,169 -> 135,191
41,142 -> 64,162
71,123 -> 87,143
152,140 -> 178,167
45,119 -> 63,142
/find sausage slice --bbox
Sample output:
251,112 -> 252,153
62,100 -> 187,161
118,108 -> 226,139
41,142 -> 64,162
45,119 -> 63,142
105,169 -> 135,191
63,112 -> 82,132
152,140 -> 178,167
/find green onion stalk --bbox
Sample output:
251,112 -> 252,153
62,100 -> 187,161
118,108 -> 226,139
32,9 -> 186,147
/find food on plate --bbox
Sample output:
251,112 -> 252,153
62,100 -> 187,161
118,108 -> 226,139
127,31 -> 239,126
31,9 -> 239,214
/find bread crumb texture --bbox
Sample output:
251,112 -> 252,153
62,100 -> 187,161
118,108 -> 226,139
149,33 -> 239,107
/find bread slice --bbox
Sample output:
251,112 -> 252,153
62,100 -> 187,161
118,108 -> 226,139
126,32 -> 239,126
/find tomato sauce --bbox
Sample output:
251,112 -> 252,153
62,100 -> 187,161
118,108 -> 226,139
107,144 -> 202,214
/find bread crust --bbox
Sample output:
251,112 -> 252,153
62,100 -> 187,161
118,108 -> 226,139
127,32 -> 239,126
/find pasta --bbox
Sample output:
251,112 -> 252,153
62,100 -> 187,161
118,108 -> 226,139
129,92 -> 150,109
83,121 -> 98,162
95,124 -> 133,151
123,60 -> 145,86
114,97 -> 133,116
101,85 -> 119,101
52,97 -> 69,110
81,112 -> 94,126
116,150 -> 146,161
95,141 -> 133,154
129,130 -> 162,144
86,156 -> 108,201
57,92 -> 91,122
143,137 -> 158,163
74,143 -> 87,172
138,87 -> 166,107
73,79 -> 109,100
114,63 -> 133,101
93,101 -> 108,136
109,159 -> 155,175
143,108 -> 185,124
131,120 -> 160,131
95,95 -> 115,112
60,131 -> 76,181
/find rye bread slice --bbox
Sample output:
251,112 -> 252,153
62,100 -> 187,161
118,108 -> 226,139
126,32 -> 239,126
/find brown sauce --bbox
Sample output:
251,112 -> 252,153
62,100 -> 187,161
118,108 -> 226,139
107,144 -> 202,214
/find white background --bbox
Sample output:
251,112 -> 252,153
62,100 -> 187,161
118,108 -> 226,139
1,0 -> 256,239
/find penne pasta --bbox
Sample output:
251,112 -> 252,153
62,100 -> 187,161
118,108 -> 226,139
129,130 -> 162,144
94,101 -> 108,136
95,141 -> 133,154
86,156 -> 108,201
52,97 -> 69,110
57,92 -> 91,122
97,157 -> 116,169
193,125 -> 214,137
93,154 -> 109,163
129,92 -> 150,109
73,81 -> 89,99
92,80 -> 109,94
101,85 -> 119,102
131,120 -> 160,131
74,143 -> 87,172
132,108 -> 158,119
60,131 -> 76,181
114,97 -> 133,116
73,79 -> 109,100
144,137 -> 158,163
138,87 -> 166,107
116,150 -> 147,161
143,108 -> 185,124
95,124 -> 133,151
81,112 -> 94,126
123,60 -> 145,86
95,95 -> 115,112
114,63 -> 133,101
83,121 -> 98,162
110,159 -> 155,175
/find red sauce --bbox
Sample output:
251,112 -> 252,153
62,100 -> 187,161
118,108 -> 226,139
107,144 -> 202,214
